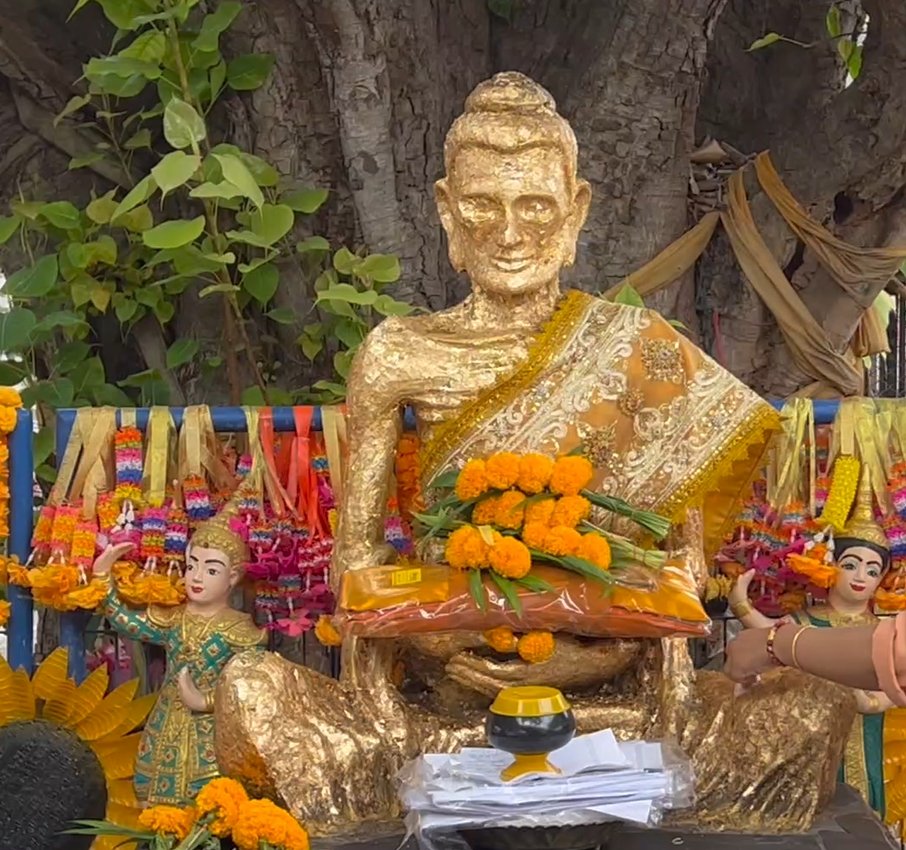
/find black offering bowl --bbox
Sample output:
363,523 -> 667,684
486,686 -> 576,782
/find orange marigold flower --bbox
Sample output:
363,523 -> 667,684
517,631 -> 555,664
445,525 -> 490,569
550,495 -> 591,529
576,533 -> 611,569
195,777 -> 249,837
471,495 -> 500,526
0,599 -> 10,627
550,455 -> 594,496
455,459 -> 489,501
521,521 -> 549,551
233,799 -> 310,850
66,580 -> 108,611
485,452 -> 521,490
484,625 -> 518,653
543,525 -> 582,557
524,498 -> 556,527
315,615 -> 342,647
139,805 -> 194,840
0,408 -> 16,435
494,490 -> 526,530
0,388 -> 22,408
517,453 -> 554,494
489,536 -> 532,580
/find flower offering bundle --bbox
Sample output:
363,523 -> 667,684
334,442 -> 712,640
0,387 -> 20,629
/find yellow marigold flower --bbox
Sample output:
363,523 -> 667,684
517,631 -> 555,664
576,533 -> 612,569
517,453 -> 554,494
472,495 -> 500,526
315,615 -> 342,646
0,599 -> 10,627
543,525 -> 583,557
521,521 -> 549,551
489,536 -> 532,580
484,625 -> 518,653
494,490 -> 526,530
0,407 -> 17,435
524,498 -> 556,527
195,777 -> 249,837
66,580 -> 108,611
550,455 -> 594,496
0,388 -> 22,408
445,525 -> 490,569
455,459 -> 489,501
233,799 -> 310,850
8,562 -> 30,587
485,452 -> 521,490
550,495 -> 591,529
139,805 -> 194,839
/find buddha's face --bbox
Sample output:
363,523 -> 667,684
437,145 -> 590,297
832,544 -> 885,604
185,544 -> 238,604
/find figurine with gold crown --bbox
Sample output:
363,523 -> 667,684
92,492 -> 266,806
729,470 -> 892,815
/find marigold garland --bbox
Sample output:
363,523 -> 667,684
0,389 -> 20,544
0,597 -> 9,628
821,455 -> 860,531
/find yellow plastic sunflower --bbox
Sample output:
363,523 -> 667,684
0,648 -> 155,850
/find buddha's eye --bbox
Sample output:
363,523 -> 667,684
516,196 -> 557,223
840,560 -> 857,572
867,567 -> 881,579
458,197 -> 500,224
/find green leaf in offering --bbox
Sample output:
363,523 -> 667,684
490,572 -> 524,616
516,574 -> 554,594
583,491 -> 670,540
468,568 -> 488,613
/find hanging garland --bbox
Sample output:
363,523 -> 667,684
0,388 -> 21,629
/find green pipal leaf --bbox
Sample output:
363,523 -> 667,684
242,262 -> 279,305
86,193 -> 118,225
39,201 -> 81,230
69,152 -> 107,170
299,333 -> 323,361
94,0 -> 159,29
247,203 -> 294,246
333,246 -> 358,275
373,294 -> 413,317
194,1 -> 243,51
5,255 -> 59,298
0,215 -> 20,245
190,181 -> 243,200
468,569 -> 488,612
33,377 -> 76,408
0,361 -> 26,386
120,29 -> 166,62
333,349 -> 354,378
199,282 -> 240,298
123,128 -> 152,150
283,187 -> 328,214
142,216 -> 206,249
612,284 -> 645,308
241,385 -> 266,406
358,253 -> 401,283
317,283 -> 378,306
490,572 -> 524,616
112,174 -> 156,220
114,296 -> 139,323
267,307 -> 295,325
151,151 -> 200,197
747,32 -> 782,51
214,153 -> 264,208
209,60 -> 227,104
826,4 -> 843,38
55,94 -> 91,126
163,97 -> 207,150
33,427 -> 55,467
226,53 -> 276,91
56,340 -> 91,374
166,338 -> 199,369
69,356 -> 105,396
296,236 -> 330,253
84,56 -> 161,82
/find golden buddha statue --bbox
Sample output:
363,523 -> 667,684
216,72 -> 855,835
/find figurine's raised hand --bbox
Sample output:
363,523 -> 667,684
92,543 -> 135,578
728,568 -> 756,606
177,667 -> 209,713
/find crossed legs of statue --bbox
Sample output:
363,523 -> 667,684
215,638 -> 856,836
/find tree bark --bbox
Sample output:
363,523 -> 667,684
0,0 -> 905,401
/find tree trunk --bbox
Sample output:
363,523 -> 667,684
0,0 -> 905,401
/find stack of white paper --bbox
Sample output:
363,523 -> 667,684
400,730 -> 691,846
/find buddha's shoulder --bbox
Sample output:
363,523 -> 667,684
359,306 -> 469,353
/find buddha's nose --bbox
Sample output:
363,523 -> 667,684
498,210 -> 523,247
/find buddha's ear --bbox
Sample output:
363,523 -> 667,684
562,179 -> 591,267
229,566 -> 242,589
435,178 -> 466,272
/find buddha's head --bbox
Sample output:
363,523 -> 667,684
436,72 -> 591,298
185,502 -> 248,606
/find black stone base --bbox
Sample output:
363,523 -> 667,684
312,786 -> 898,850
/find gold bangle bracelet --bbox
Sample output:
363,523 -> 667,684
790,625 -> 813,669
205,691 -> 215,713
731,599 -> 753,618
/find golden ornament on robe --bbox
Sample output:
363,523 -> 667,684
216,72 -> 854,836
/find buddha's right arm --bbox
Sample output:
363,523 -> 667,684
103,584 -> 167,644
332,328 -> 404,582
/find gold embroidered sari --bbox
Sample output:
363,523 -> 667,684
340,290 -> 779,637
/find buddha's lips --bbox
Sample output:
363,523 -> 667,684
850,582 -> 866,593
492,256 -> 532,271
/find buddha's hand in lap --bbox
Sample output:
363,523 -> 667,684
444,636 -> 644,697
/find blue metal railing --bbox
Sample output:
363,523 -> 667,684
4,399 -> 844,679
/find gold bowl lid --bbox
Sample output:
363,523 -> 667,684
490,686 -> 571,718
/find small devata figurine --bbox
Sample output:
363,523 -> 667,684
730,472 -> 892,815
93,496 -> 265,806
